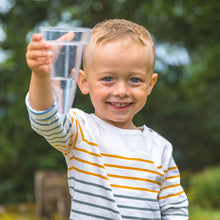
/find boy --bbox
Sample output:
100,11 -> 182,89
26,19 -> 189,219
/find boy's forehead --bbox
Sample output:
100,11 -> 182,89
84,34 -> 155,72
88,39 -> 155,72
91,31 -> 155,58
91,37 -> 154,59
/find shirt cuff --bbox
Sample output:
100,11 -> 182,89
25,92 -> 57,120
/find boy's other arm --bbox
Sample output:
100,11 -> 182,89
26,33 -> 54,111
159,156 -> 189,219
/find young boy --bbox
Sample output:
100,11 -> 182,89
26,19 -> 189,219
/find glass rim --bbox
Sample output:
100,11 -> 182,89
39,26 -> 91,33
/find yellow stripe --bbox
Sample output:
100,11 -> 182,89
64,134 -> 75,156
68,166 -> 108,180
168,166 -> 178,170
53,133 -> 74,150
64,118 -> 78,155
69,155 -> 105,169
164,166 -> 178,173
53,123 -> 76,150
102,153 -> 154,164
79,124 -> 98,146
73,118 -> 79,148
160,183 -> 180,191
108,174 -> 161,185
74,147 -> 101,158
104,163 -> 164,177
56,146 -> 69,155
158,190 -> 185,200
111,184 -> 159,193
53,143 -> 67,148
164,175 -> 180,181
73,112 -> 98,147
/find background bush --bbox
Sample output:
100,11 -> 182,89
189,165 -> 220,208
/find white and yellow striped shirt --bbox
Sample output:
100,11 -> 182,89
26,100 -> 189,220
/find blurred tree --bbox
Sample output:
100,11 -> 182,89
0,0 -> 66,203
0,0 -> 219,203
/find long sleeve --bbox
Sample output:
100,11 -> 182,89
158,156 -> 189,219
26,94 -> 74,155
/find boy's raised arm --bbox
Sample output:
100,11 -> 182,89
26,33 -> 54,111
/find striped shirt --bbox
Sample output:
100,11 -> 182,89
26,98 -> 189,220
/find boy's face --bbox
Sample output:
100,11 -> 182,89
78,38 -> 157,129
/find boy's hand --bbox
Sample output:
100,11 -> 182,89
27,31 -> 75,111
26,32 -> 75,77
26,33 -> 52,77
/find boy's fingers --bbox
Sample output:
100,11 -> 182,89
27,58 -> 51,74
32,32 -> 75,42
32,33 -> 43,41
28,41 -> 51,51
57,32 -> 75,42
28,58 -> 50,67
26,50 -> 53,59
50,32 -> 75,58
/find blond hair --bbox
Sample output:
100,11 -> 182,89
83,19 -> 155,71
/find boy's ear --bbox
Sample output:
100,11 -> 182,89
147,73 -> 158,96
78,69 -> 89,95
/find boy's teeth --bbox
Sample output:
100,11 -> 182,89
112,103 -> 129,107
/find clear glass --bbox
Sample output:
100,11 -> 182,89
40,26 -> 91,114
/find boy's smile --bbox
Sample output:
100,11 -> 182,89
78,38 -> 157,129
108,102 -> 133,110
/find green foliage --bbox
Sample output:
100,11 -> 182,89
143,44 -> 220,171
189,205 -> 220,220
189,165 -> 220,208
0,1 -> 68,203
0,0 -> 219,203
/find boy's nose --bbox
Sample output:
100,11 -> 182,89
113,81 -> 130,97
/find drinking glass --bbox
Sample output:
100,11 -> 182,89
40,26 -> 91,114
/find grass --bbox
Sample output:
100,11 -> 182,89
189,204 -> 220,220
1,203 -> 220,219
0,203 -> 67,220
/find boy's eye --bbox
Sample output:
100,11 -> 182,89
130,78 -> 141,83
103,77 -> 113,82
